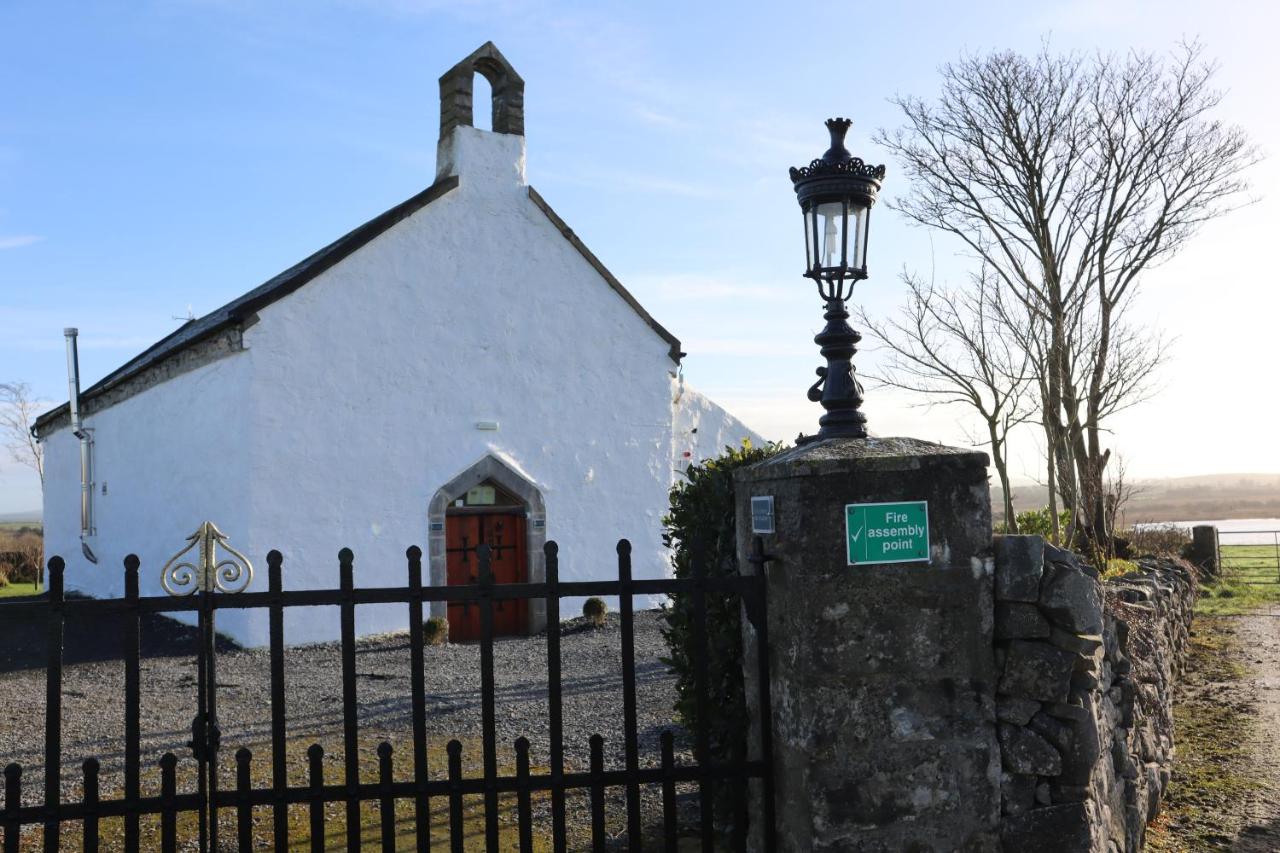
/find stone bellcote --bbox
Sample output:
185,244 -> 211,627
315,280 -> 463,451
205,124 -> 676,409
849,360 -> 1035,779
435,42 -> 527,186
438,41 -> 525,138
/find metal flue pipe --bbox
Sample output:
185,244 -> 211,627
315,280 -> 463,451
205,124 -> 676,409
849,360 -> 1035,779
64,328 -> 96,554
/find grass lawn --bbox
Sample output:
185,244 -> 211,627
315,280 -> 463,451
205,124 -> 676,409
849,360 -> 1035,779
0,733 -> 692,851
1198,544 -> 1280,616
0,581 -> 41,599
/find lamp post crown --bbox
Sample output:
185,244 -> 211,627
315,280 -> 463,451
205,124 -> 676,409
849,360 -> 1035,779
789,118 -> 887,185
823,117 -> 853,163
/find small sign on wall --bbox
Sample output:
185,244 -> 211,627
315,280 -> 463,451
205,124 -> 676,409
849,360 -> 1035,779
751,496 -> 775,534
845,501 -> 929,565
466,485 -> 496,506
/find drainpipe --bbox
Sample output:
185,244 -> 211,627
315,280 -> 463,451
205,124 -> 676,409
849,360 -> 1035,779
64,328 -> 97,563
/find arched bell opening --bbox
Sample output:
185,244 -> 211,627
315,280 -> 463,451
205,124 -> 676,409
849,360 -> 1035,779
438,41 -> 526,140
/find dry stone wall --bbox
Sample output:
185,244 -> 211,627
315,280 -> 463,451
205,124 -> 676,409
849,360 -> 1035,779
993,535 -> 1197,852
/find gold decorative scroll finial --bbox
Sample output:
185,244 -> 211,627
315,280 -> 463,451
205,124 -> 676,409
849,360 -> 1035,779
161,521 -> 254,596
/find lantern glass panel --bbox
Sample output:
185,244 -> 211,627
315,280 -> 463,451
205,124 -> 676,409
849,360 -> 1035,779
803,208 -> 814,275
851,203 -> 869,271
816,201 -> 846,272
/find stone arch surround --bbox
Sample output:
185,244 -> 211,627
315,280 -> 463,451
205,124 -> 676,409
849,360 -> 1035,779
427,453 -> 547,633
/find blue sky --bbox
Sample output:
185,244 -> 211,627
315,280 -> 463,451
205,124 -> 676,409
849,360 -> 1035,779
2,0 -> 1279,514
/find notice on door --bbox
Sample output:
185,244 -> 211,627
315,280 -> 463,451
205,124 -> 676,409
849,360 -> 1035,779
845,501 -> 930,565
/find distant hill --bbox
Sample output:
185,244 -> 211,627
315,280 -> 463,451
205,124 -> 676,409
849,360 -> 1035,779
0,510 -> 41,525
994,473 -> 1280,525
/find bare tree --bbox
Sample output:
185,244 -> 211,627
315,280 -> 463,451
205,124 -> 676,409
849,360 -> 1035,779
857,268 -> 1036,530
0,381 -> 44,487
996,279 -> 1167,545
1101,454 -> 1141,555
877,41 -> 1259,556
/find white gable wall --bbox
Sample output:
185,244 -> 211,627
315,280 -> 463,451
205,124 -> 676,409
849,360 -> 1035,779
39,125 -> 762,645
235,127 -> 681,644
41,352 -> 252,615
673,384 -> 762,466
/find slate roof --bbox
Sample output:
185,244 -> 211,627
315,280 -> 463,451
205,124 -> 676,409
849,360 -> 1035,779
34,175 -> 683,434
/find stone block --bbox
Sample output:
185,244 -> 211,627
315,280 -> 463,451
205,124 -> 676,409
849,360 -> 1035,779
1048,626 -> 1104,655
1145,764 -> 1162,821
1043,542 -> 1076,566
999,641 -> 1076,702
1048,783 -> 1091,803
995,602 -> 1051,640
1071,669 -> 1100,692
1001,802 -> 1091,852
1043,699 -> 1091,724
999,723 -> 1062,776
1056,712 -> 1102,787
1028,711 -> 1073,754
995,535 -> 1044,602
996,696 -> 1042,725
1039,561 -> 1104,634
1002,773 -> 1036,816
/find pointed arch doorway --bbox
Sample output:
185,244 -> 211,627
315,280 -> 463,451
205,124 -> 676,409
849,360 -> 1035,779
428,455 -> 547,639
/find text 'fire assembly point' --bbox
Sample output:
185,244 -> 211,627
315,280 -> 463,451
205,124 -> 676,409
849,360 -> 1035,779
845,501 -> 930,565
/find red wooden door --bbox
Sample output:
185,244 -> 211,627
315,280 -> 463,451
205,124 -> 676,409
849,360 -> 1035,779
445,513 -> 528,641
445,515 -> 481,642
487,514 -> 527,636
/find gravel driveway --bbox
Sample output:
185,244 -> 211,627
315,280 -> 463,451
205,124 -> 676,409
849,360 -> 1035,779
0,609 -> 689,822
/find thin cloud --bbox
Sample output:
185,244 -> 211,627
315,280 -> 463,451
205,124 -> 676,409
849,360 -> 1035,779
632,107 -> 689,130
539,168 -> 722,200
630,273 -> 789,303
0,235 -> 43,250
2,334 -> 159,353
683,336 -> 813,358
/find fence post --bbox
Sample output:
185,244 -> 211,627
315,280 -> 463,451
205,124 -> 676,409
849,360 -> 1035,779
734,439 -> 998,851
42,557 -> 65,853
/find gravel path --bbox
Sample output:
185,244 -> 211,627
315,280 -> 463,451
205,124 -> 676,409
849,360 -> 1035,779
0,610 -> 688,812
1231,609 -> 1280,851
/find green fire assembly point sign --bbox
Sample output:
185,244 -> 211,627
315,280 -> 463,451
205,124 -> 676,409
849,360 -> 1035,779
845,501 -> 930,565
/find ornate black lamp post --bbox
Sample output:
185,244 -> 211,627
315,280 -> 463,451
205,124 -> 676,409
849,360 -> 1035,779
790,118 -> 885,441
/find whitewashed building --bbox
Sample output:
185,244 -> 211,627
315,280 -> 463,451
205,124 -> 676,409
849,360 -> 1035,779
34,43 -> 759,646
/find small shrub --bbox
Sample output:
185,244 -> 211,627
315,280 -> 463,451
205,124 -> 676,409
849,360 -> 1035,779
0,569 -> 9,588
1003,506 -> 1074,539
583,597 -> 608,627
0,529 -> 42,584
1124,522 -> 1191,558
423,616 -> 449,646
1103,558 -> 1140,580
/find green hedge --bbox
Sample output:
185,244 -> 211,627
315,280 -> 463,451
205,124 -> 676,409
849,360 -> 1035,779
660,439 -> 782,838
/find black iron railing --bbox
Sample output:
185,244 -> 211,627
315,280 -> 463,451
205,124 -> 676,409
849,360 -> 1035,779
0,539 -> 775,852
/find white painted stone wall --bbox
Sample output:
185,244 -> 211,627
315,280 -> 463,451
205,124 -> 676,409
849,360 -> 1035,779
41,352 -> 253,630
672,383 -> 761,465
40,124 -> 762,646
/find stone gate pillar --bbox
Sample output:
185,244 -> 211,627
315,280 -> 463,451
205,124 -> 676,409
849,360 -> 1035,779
736,437 -> 1000,852
1188,525 -> 1220,579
